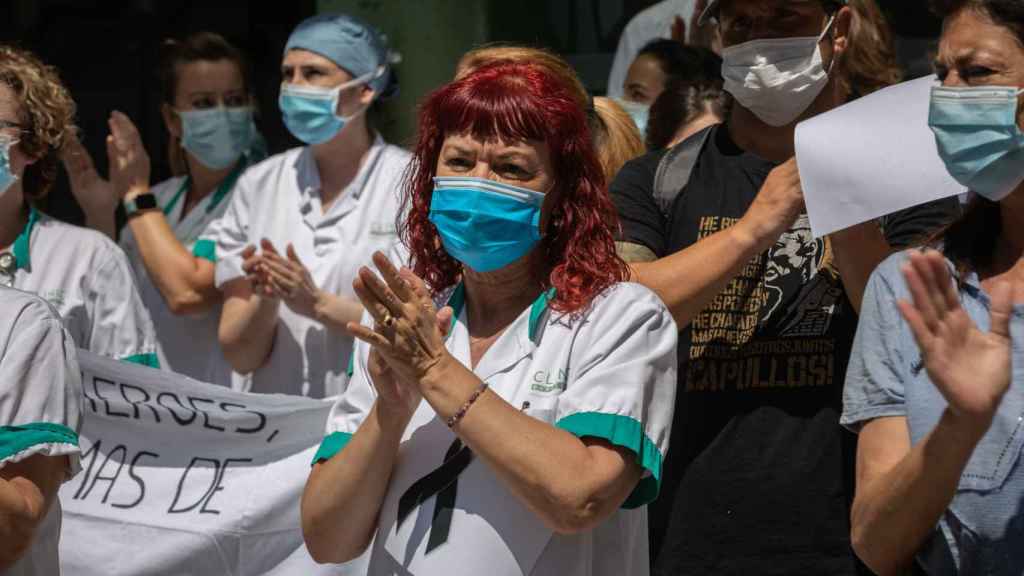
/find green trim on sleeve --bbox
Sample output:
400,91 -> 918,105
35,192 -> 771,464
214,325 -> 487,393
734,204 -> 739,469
0,422 -> 79,463
312,431 -> 354,465
122,353 -> 161,368
192,239 -> 217,263
555,411 -> 663,509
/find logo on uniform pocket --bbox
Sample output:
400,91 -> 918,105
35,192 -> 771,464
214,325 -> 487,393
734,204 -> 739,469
44,289 -> 66,308
370,222 -> 397,236
531,369 -> 567,394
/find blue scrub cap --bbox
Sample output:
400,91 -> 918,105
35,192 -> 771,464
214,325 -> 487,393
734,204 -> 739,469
284,13 -> 395,97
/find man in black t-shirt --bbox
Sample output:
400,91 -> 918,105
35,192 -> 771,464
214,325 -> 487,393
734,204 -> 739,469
609,1 -> 956,574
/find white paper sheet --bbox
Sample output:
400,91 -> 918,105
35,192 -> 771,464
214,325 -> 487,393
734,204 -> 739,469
795,75 -> 965,238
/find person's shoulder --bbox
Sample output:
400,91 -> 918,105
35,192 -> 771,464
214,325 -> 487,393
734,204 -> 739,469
871,248 -> 950,296
575,282 -> 676,332
36,214 -> 118,253
240,146 -> 306,181
150,176 -> 188,203
0,286 -> 61,328
612,148 -> 669,191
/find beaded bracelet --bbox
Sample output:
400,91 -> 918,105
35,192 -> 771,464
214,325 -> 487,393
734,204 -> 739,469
446,381 -> 489,428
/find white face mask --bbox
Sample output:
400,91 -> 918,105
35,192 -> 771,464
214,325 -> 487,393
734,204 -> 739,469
722,16 -> 836,127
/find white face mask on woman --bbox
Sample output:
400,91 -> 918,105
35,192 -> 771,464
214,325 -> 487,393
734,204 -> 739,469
721,16 -> 836,127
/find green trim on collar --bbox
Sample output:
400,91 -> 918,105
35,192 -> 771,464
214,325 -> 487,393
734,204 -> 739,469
0,422 -> 78,463
446,283 -> 552,343
555,411 -> 663,509
207,161 -> 246,214
122,353 -> 160,369
162,160 -> 246,220
311,431 -> 354,465
12,207 -> 38,270
162,178 -> 189,217
191,239 -> 217,263
446,283 -> 466,337
528,288 -> 556,343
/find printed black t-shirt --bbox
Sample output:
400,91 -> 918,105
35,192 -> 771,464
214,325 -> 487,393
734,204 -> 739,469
611,124 -> 861,576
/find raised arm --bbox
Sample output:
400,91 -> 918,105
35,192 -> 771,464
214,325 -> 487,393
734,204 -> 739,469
628,158 -> 805,328
105,111 -> 220,315
850,251 -> 1017,575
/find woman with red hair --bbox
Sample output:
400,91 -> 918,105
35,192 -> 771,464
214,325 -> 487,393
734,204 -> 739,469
301,62 -> 678,575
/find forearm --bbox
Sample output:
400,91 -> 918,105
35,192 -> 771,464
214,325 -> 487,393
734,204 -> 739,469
313,293 -> 364,333
422,359 -> 636,534
126,212 -> 220,315
302,403 -> 404,564
830,220 -> 893,314
630,222 -> 767,328
219,295 -> 279,374
852,410 -> 987,575
0,477 -> 44,570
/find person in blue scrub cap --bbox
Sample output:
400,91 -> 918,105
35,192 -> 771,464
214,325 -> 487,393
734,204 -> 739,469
208,13 -> 411,397
843,1 -> 1024,574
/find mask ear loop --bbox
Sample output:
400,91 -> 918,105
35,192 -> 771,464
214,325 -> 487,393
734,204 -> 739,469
333,65 -> 389,121
818,15 -> 839,75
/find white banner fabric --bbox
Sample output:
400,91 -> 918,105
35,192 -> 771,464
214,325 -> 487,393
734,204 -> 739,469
59,352 -> 365,575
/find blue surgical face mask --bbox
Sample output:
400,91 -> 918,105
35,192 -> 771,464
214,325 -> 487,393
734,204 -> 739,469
0,137 -> 17,195
615,98 -> 650,139
929,85 -> 1024,201
278,70 -> 377,145
429,176 -> 546,273
178,107 -> 255,170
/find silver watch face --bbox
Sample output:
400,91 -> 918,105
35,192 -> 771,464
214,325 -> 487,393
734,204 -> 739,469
0,252 -> 15,287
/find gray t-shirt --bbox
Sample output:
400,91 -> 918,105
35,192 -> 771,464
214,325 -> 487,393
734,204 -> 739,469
842,251 -> 1024,575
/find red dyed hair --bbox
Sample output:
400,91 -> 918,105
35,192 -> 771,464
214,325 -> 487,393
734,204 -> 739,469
400,61 -> 629,314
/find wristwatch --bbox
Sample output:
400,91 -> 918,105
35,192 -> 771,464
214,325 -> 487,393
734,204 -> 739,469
123,193 -> 159,218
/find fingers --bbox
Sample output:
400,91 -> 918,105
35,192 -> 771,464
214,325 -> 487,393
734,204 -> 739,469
436,306 -> 454,338
347,321 -> 392,350
260,238 -> 281,256
913,252 -> 953,322
901,258 -> 941,334
988,281 -> 1014,341
897,299 -> 934,354
286,244 -> 307,270
924,251 -> 961,312
359,264 -> 404,317
372,251 -> 413,303
352,273 -> 396,327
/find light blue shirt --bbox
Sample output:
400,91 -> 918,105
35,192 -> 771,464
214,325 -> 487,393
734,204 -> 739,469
842,251 -> 1024,575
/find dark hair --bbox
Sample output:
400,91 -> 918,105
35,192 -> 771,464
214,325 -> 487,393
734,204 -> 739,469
926,0 -> 1023,274
637,40 -> 722,85
646,75 -> 729,150
930,0 -> 1024,42
159,32 -> 252,175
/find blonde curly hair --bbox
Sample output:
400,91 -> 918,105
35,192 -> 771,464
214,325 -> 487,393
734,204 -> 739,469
0,44 -> 77,201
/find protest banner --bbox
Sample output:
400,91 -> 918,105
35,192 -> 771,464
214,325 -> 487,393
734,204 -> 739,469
59,352 -> 366,575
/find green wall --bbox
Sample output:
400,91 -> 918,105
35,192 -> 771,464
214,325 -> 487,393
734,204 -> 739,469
317,0 -> 489,146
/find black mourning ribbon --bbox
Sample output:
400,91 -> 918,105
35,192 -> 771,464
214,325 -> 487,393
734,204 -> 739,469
396,437 -> 474,553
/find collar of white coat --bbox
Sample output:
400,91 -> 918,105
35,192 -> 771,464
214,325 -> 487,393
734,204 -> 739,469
296,131 -> 386,205
444,282 -> 556,346
11,206 -> 38,270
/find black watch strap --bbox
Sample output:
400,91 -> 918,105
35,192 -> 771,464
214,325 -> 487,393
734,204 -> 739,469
123,193 -> 159,217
